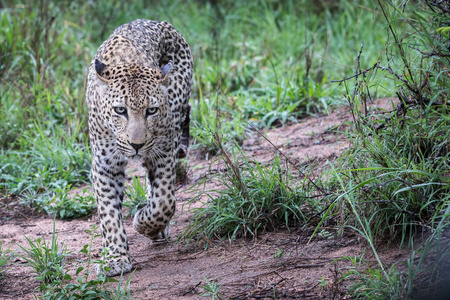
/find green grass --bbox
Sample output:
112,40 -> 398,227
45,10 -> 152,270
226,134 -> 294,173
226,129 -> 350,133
47,187 -> 96,219
310,1 -> 450,298
200,276 -> 223,300
123,176 -> 147,218
0,241 -> 14,279
18,223 -> 133,299
322,0 -> 450,245
340,256 -> 406,300
181,142 -> 313,245
17,223 -> 71,289
0,0 -> 391,207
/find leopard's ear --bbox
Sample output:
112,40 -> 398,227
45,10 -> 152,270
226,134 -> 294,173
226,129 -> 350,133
95,59 -> 112,83
160,61 -> 172,87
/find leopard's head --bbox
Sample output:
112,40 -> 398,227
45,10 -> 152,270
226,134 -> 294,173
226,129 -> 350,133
94,59 -> 173,158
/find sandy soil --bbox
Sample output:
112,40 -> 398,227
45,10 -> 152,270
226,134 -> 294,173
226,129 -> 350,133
0,99 -> 412,299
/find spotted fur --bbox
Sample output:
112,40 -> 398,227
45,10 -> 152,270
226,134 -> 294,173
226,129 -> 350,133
86,19 -> 193,276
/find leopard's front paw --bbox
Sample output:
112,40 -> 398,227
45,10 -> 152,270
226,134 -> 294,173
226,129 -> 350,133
133,207 -> 170,240
96,255 -> 133,277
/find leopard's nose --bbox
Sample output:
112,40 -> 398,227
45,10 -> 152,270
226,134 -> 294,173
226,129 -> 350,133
130,142 -> 145,151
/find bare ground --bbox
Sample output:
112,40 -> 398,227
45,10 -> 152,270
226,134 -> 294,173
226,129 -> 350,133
0,99 -> 413,299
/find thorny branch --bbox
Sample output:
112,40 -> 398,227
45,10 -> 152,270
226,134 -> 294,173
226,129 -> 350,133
427,0 -> 450,14
329,66 -> 373,84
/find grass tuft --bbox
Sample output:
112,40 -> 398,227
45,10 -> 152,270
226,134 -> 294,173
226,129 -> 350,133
17,222 -> 133,299
181,141 -> 309,245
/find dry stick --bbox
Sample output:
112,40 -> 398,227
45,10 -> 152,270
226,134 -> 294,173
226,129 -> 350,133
427,1 -> 450,14
348,43 -> 366,129
329,66 -> 373,84
248,277 -> 286,299
212,129 -> 249,199
182,281 -> 202,296
331,43 -> 367,131
353,43 -> 364,104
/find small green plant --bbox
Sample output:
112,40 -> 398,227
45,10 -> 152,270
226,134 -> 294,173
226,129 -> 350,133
341,256 -> 405,300
319,275 -> 329,289
0,241 -> 14,278
200,276 -> 222,300
273,248 -> 283,258
43,224 -> 133,299
47,187 -> 96,219
318,229 -> 333,240
17,223 -> 70,288
19,223 -> 134,299
123,176 -> 147,218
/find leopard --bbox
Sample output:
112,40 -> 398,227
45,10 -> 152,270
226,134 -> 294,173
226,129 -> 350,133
85,19 -> 193,276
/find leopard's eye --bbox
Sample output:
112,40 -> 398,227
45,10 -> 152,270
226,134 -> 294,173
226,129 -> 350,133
113,106 -> 127,115
146,107 -> 159,117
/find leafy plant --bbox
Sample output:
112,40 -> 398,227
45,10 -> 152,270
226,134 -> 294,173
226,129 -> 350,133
200,276 -> 222,300
0,241 -> 14,278
123,176 -> 147,218
17,223 -> 70,288
47,187 -> 96,219
340,256 -> 406,300
319,275 -> 329,289
18,223 -> 133,299
41,224 -> 134,300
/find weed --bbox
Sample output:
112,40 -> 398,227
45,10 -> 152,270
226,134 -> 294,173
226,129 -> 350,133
18,223 -> 133,299
319,276 -> 329,289
45,224 -> 134,299
322,0 -> 450,298
123,176 -> 147,218
181,147 -> 309,245
0,241 -> 14,278
47,187 -> 96,219
341,256 -> 406,300
200,276 -> 222,300
17,223 -> 70,287
274,248 -> 283,258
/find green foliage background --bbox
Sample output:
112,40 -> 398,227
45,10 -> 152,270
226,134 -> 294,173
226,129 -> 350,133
0,0 -> 389,202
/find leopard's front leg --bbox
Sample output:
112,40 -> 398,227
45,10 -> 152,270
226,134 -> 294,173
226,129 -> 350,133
91,154 -> 132,276
133,154 -> 176,239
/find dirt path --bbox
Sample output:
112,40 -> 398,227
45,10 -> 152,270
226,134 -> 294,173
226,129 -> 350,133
0,99 -> 409,299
